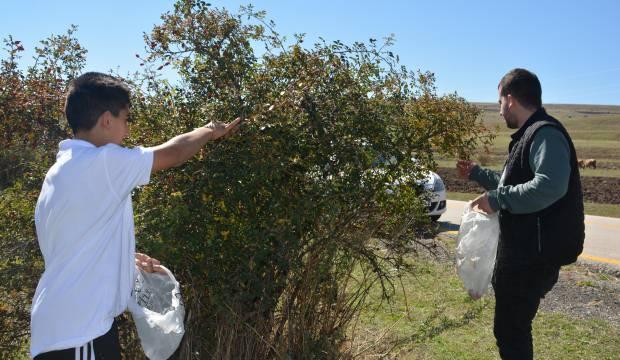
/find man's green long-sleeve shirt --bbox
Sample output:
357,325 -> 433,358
470,126 -> 571,214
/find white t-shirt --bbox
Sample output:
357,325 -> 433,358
31,139 -> 154,357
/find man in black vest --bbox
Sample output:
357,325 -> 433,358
456,68 -> 585,360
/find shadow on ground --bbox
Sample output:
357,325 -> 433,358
437,221 -> 460,232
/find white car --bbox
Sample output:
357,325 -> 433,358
376,155 -> 447,221
418,170 -> 447,221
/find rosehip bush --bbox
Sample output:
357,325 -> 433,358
127,1 -> 492,358
0,2 -> 493,358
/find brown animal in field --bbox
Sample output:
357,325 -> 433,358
580,159 -> 597,169
577,159 -> 585,168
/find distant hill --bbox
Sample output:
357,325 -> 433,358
473,102 -> 620,115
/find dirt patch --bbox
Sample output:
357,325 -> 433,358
581,176 -> 620,204
437,167 -> 487,194
436,167 -> 620,205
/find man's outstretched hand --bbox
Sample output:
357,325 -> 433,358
456,159 -> 477,180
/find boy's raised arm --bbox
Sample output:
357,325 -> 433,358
150,118 -> 241,173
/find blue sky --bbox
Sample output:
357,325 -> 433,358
1,0 -> 619,105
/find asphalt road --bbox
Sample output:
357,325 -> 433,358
439,200 -> 620,269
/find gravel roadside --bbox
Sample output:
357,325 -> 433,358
422,232 -> 620,328
540,261 -> 620,327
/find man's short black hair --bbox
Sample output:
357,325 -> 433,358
65,72 -> 131,134
498,68 -> 542,110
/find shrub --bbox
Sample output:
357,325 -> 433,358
0,2 -> 492,358
128,1 -> 492,358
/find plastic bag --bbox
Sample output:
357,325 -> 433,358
455,203 -> 500,300
128,265 -> 185,360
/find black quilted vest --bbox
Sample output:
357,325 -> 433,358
498,108 -> 585,267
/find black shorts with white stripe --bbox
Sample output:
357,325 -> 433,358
34,319 -> 121,360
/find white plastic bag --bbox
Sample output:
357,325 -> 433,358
456,203 -> 500,300
128,265 -> 185,360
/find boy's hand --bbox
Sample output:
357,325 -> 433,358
456,159 -> 477,180
152,117 -> 244,173
205,117 -> 242,141
135,252 -> 165,274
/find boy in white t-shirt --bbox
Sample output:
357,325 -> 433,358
31,72 -> 240,359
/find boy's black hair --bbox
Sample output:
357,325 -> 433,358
498,68 -> 542,110
65,72 -> 131,134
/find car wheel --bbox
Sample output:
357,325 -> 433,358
430,215 -> 441,222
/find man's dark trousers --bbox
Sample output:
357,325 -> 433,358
492,263 -> 560,360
